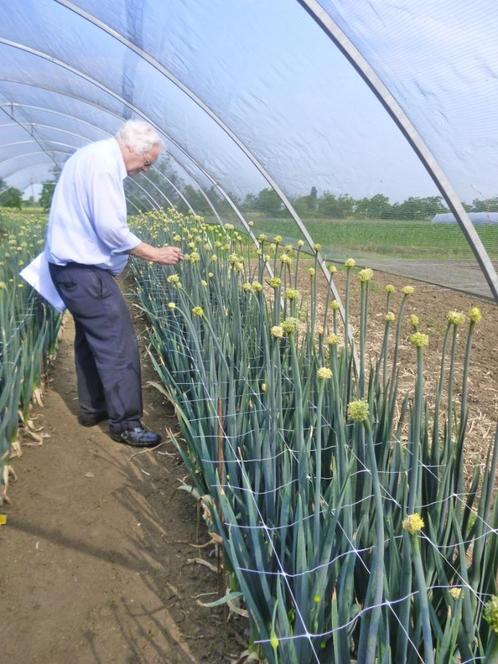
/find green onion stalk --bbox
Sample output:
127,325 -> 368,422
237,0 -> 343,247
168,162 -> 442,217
128,209 -> 498,663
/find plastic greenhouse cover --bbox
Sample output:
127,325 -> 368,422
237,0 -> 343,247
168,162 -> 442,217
317,0 -> 498,207
1,0 -> 436,201
0,0 -> 496,298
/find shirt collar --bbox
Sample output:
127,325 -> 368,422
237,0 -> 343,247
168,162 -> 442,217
111,137 -> 127,181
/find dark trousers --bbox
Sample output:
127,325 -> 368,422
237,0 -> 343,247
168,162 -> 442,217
49,262 -> 142,432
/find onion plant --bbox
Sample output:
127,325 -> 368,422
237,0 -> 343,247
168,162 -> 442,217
0,212 -> 61,503
131,209 -> 498,663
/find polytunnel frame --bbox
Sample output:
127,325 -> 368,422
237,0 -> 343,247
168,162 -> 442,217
0,88 -> 217,220
0,93 -> 217,218
0,146 -> 167,212
48,0 -> 349,327
0,39 -> 266,254
0,129 -> 167,212
0,79 -> 239,232
299,0 -> 498,303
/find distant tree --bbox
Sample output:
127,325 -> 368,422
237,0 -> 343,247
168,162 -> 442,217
292,194 -> 313,217
354,193 -> 392,219
241,193 -> 258,212
471,197 -> 498,212
177,185 -> 212,215
318,192 -> 354,218
257,188 -> 283,215
0,186 -> 23,208
392,196 -> 446,220
309,186 -> 318,212
39,181 -> 56,210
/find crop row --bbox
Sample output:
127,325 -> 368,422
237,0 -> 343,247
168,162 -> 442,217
131,210 -> 498,663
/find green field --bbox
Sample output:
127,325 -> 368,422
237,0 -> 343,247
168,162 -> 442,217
222,213 -> 498,261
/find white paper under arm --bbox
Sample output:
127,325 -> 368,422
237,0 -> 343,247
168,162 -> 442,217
20,252 -> 66,312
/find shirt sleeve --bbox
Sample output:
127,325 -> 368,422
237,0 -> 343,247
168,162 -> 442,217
87,169 -> 141,254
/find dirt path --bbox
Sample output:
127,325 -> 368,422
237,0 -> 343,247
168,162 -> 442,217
0,315 -> 244,664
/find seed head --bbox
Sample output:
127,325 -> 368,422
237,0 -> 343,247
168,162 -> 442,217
358,268 -> 374,282
282,318 -> 298,334
331,300 -> 340,312
328,264 -> 337,274
347,400 -> 369,422
402,513 -> 424,534
270,632 -> 279,650
402,285 -> 414,296
167,302 -> 176,310
167,274 -> 180,284
258,233 -> 267,242
273,235 -> 283,244
224,223 -> 234,231
296,239 -> 304,247
251,281 -> 263,293
447,310 -> 465,326
242,282 -> 252,292
267,277 -> 282,288
280,253 -> 292,265
308,267 -> 316,276
409,314 -> 420,328
317,367 -> 333,380
326,334 -> 341,346
314,243 -> 321,252
410,332 -> 429,348
285,288 -> 299,301
468,306 -> 482,323
345,258 -> 356,268
483,595 -> 498,634
385,284 -> 396,293
271,325 -> 284,339
449,587 -> 462,600
385,312 -> 395,322
192,306 -> 204,317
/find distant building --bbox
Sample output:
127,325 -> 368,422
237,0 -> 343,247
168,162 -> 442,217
432,212 -> 498,224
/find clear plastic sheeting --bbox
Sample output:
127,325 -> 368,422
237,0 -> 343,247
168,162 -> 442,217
0,0 -> 496,300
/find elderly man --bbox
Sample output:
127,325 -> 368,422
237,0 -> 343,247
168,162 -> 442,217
45,120 -> 183,447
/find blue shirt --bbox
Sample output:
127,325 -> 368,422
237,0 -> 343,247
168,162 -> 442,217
45,137 -> 141,275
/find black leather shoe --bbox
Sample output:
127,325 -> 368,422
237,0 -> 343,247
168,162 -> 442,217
110,426 -> 162,447
78,412 -> 108,427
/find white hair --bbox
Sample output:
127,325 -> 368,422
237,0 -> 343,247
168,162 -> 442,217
116,120 -> 163,155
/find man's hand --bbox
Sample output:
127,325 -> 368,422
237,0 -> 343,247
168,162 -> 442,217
130,242 -> 184,264
154,246 -> 184,265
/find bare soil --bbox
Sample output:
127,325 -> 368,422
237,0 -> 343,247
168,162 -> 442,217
0,312 -> 245,664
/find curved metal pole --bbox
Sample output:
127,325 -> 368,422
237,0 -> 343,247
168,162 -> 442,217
298,0 -> 498,303
0,102 -> 198,215
0,124 -> 175,209
1,156 -> 144,217
0,147 -> 161,212
51,2 -> 339,311
0,80 -> 220,222
0,39 -> 263,256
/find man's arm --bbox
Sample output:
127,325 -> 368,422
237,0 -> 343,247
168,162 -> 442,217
130,242 -> 183,265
